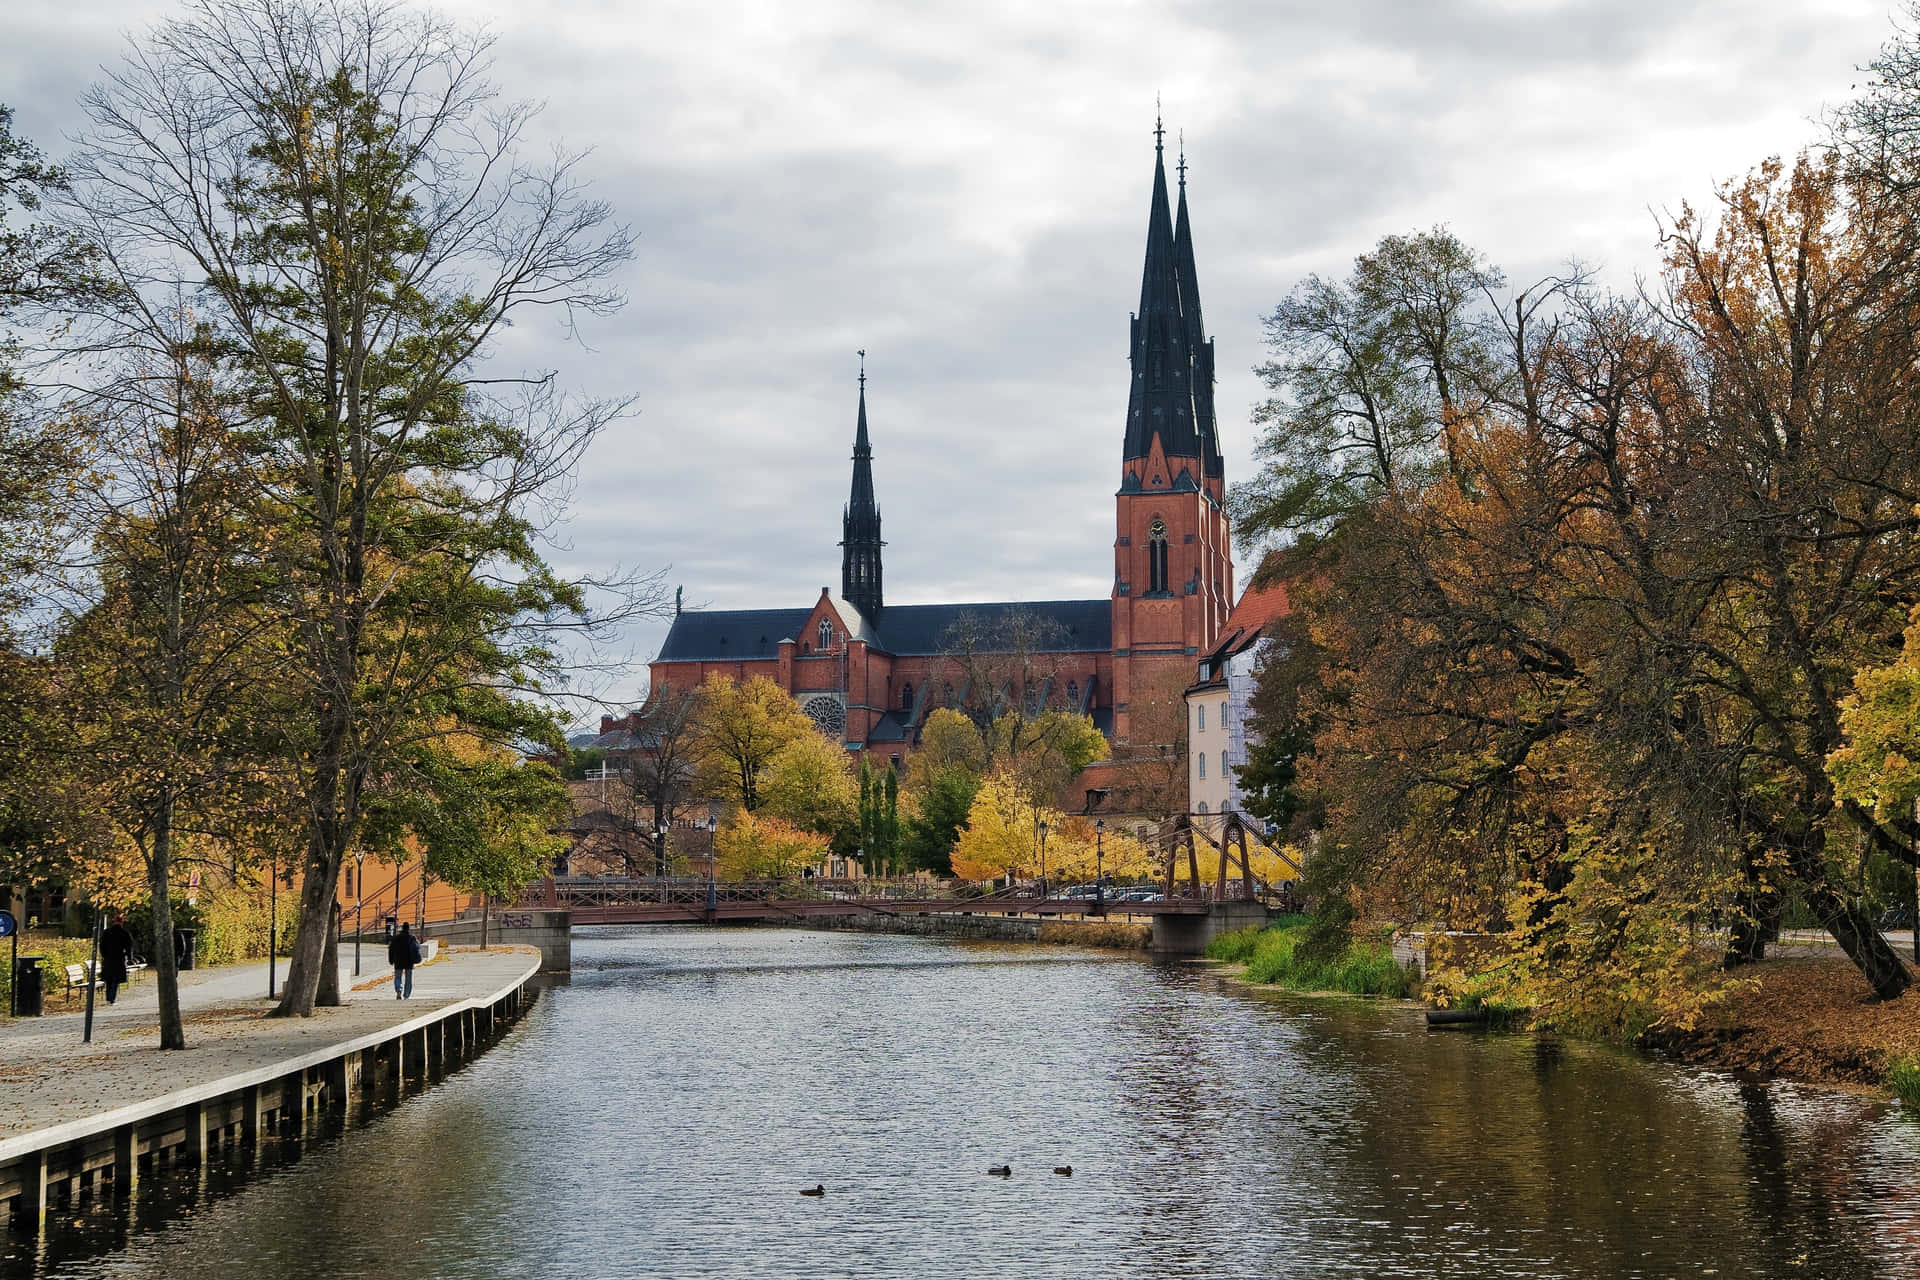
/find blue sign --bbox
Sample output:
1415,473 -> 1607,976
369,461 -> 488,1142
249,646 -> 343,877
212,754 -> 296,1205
0,910 -> 15,938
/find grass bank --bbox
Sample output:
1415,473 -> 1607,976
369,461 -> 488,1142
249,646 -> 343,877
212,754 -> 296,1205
1207,919 -> 1414,998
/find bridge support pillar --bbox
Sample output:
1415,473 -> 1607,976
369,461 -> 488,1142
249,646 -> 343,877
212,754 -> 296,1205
1151,901 -> 1271,958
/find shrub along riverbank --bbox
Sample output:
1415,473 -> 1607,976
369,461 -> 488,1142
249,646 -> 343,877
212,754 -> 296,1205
1207,919 -> 1413,998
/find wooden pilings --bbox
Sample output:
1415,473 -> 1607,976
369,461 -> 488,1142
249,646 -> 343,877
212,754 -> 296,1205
1,965 -> 538,1231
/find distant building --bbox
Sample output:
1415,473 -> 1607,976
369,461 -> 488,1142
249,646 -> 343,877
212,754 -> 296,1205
1186,571 -> 1291,833
644,126 -> 1235,776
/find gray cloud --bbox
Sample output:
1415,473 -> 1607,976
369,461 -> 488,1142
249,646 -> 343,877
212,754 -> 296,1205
3,0 -> 1896,714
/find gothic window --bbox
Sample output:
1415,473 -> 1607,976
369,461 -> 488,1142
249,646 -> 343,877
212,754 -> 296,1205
1196,704 -> 1206,733
1198,752 -> 1206,780
1197,801 -> 1208,816
1221,750 -> 1229,779
943,681 -> 954,704
901,682 -> 914,710
817,618 -> 833,650
1067,680 -> 1078,706
1148,518 -> 1169,594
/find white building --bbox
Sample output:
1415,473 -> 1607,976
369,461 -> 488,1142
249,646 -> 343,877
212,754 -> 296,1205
1185,574 -> 1291,837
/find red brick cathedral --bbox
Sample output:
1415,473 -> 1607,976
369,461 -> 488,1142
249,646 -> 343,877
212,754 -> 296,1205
647,128 -> 1233,763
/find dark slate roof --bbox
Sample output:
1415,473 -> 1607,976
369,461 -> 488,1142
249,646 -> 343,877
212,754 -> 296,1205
864,711 -> 912,743
873,599 -> 1112,656
656,608 -> 813,662
655,599 -> 1112,662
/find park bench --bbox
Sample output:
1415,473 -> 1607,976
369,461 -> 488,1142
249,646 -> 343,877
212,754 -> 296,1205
62,962 -> 103,1004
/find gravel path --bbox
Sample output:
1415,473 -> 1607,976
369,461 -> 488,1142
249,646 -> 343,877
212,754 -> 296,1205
0,946 -> 539,1141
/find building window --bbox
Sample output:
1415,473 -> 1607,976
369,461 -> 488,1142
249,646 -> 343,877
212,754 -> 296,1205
1196,704 -> 1205,733
817,618 -> 833,650
891,754 -> 901,769
1197,801 -> 1208,815
901,681 -> 914,710
943,681 -> 954,704
1149,518 -> 1169,594
1221,751 -> 1229,779
1198,753 -> 1206,780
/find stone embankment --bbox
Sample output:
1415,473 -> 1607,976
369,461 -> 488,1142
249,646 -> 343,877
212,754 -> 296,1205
810,911 -> 1151,949
1,946 -> 540,1232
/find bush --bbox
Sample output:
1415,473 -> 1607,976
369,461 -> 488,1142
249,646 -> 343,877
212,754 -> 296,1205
1210,920 -> 1413,998
1890,1057 -> 1920,1110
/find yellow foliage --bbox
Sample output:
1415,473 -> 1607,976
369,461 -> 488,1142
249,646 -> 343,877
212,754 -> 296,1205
713,810 -> 827,881
952,770 -> 1051,882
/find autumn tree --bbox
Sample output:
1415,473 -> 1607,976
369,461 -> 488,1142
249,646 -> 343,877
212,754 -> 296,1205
71,0 -> 652,1016
60,333 -> 270,1049
713,811 -> 825,881
759,729 -> 858,847
951,770 -> 1048,884
692,674 -> 811,813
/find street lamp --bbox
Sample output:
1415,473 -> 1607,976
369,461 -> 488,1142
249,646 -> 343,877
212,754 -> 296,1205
1093,818 -> 1106,915
1037,819 -> 1049,900
353,848 -> 366,976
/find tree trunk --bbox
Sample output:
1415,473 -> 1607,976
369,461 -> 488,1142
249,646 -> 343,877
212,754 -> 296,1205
1811,881 -> 1914,1000
270,821 -> 345,1017
316,900 -> 342,1006
1724,846 -> 1778,967
147,813 -> 186,1051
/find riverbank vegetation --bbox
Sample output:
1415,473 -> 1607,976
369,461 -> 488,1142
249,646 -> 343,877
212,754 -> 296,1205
1208,921 -> 1413,998
1229,6 -> 1920,1030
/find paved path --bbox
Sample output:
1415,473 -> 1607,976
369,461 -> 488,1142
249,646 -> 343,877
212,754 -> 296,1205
0,946 -> 539,1142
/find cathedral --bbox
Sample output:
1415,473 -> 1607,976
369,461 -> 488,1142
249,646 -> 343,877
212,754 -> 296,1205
646,126 -> 1234,769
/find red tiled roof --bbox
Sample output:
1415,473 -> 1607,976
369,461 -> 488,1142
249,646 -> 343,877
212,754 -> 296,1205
1225,562 -> 1291,637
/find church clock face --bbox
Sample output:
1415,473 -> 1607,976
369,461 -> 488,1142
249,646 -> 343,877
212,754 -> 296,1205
1150,518 -> 1167,538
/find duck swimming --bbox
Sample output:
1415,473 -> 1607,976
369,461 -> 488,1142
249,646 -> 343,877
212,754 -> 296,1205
1053,1166 -> 1072,1176
799,1185 -> 825,1197
987,1165 -> 1011,1177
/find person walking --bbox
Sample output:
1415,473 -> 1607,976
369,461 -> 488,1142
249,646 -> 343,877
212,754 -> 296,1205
388,922 -> 422,1000
99,914 -> 135,1005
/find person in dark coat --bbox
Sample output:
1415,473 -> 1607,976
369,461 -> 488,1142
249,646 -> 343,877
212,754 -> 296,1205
388,922 -> 422,999
99,914 -> 135,1005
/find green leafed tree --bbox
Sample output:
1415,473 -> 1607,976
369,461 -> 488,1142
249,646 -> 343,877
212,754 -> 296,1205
71,0 -> 651,1016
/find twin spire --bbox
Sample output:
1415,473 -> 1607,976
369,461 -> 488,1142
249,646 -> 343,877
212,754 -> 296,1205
839,121 -> 1217,619
1124,113 -> 1221,479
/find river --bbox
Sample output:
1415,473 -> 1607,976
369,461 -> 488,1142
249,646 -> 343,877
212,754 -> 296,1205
10,927 -> 1920,1278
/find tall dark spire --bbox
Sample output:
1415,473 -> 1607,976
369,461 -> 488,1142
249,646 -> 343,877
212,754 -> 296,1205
1123,119 -> 1204,467
1172,144 -> 1222,479
840,353 -> 883,620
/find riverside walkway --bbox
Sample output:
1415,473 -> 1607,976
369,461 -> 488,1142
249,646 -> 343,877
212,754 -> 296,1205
0,947 -> 538,1143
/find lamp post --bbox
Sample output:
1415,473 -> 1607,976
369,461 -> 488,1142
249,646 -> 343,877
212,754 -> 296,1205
1093,818 -> 1106,916
353,849 -> 366,976
1037,819 -> 1049,900
267,849 -> 278,999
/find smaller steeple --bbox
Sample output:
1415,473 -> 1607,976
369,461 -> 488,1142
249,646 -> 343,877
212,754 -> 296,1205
840,352 -> 884,620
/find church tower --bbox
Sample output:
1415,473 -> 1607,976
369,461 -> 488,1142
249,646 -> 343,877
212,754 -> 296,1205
840,363 -> 884,620
1110,124 -> 1233,739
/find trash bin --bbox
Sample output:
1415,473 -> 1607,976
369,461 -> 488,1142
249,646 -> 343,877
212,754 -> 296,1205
173,928 -> 197,972
13,955 -> 44,1017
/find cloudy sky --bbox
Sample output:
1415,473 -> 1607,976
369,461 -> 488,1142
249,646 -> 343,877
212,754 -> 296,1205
5,0 -> 1905,711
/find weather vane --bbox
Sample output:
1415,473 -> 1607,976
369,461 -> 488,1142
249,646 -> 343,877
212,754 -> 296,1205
857,348 -> 866,389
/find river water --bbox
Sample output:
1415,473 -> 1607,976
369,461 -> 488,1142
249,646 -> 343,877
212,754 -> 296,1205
11,927 -> 1920,1279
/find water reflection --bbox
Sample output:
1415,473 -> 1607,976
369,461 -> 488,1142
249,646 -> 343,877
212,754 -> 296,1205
7,926 -> 1917,1279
